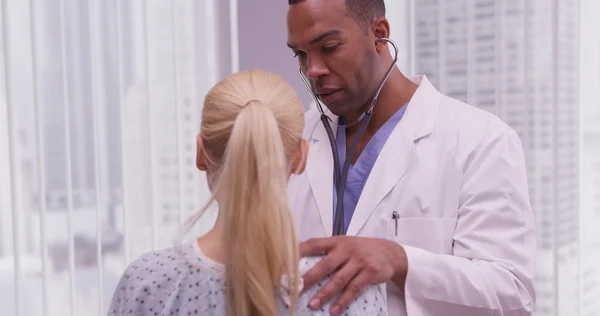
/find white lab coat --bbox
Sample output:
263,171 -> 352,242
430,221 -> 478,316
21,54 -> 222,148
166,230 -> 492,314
287,75 -> 536,316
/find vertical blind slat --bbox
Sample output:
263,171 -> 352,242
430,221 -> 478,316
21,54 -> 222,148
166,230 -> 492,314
437,0 -> 446,94
57,0 -> 76,314
466,0 -> 474,105
2,1 -> 23,315
551,0 -> 560,312
141,0 -> 158,250
408,0 -> 416,77
495,0 -> 503,116
171,0 -> 184,226
87,0 -> 105,313
114,0 -> 130,265
229,0 -> 239,73
27,0 -> 50,314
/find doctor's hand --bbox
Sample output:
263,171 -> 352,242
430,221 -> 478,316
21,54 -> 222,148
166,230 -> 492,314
300,236 -> 408,315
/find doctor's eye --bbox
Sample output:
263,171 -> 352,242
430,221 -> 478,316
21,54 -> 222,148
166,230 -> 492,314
293,51 -> 307,59
322,45 -> 339,54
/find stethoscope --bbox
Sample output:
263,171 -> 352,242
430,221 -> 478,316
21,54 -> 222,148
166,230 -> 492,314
298,38 -> 400,236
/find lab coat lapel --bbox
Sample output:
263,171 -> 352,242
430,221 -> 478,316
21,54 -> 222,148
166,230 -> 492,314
346,76 -> 443,236
306,110 -> 338,236
345,124 -> 415,236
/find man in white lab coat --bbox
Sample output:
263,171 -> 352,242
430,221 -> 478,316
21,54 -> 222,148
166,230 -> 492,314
285,0 -> 536,315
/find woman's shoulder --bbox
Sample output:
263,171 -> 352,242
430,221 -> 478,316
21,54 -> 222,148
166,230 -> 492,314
282,256 -> 388,315
109,245 -> 227,315
121,245 -> 223,283
110,250 -> 387,315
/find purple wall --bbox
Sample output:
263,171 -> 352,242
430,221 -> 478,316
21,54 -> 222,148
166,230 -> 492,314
237,1 -> 313,110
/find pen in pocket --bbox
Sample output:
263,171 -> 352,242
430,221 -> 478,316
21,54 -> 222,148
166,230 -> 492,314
392,211 -> 399,236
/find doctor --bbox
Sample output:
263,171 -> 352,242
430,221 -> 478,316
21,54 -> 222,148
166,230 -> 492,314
285,0 -> 536,315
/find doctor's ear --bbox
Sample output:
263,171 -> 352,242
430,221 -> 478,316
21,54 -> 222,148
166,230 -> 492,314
372,17 -> 391,51
196,134 -> 208,171
291,139 -> 309,175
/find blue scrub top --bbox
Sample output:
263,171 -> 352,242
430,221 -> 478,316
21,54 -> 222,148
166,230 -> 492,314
333,105 -> 407,234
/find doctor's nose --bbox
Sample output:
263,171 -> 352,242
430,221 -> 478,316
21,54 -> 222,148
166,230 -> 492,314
305,57 -> 329,80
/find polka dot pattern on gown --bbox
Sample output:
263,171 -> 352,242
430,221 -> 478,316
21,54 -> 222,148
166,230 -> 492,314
108,244 -> 387,315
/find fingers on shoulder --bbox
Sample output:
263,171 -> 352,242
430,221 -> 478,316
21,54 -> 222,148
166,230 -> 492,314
299,237 -> 337,256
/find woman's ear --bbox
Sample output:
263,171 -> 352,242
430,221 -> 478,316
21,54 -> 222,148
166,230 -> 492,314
292,139 -> 309,175
196,133 -> 207,171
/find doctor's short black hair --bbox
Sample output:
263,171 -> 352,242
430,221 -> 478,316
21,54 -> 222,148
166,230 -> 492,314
288,0 -> 386,30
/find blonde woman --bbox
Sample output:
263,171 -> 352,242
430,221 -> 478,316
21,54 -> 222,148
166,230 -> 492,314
108,69 -> 387,316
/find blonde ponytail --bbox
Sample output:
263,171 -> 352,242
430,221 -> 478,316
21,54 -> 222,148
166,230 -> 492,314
220,99 -> 299,316
188,69 -> 305,316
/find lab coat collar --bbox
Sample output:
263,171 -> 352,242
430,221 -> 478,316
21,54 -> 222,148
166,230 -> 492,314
402,75 -> 442,140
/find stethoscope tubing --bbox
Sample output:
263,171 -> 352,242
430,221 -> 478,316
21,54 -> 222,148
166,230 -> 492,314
298,38 -> 400,236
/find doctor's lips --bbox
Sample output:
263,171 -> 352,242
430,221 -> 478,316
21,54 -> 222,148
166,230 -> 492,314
315,87 -> 342,103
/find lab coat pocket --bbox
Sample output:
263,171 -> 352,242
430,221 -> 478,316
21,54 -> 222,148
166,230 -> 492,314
382,218 -> 456,255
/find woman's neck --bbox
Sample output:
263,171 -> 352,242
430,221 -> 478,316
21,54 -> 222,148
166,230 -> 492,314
196,223 -> 225,263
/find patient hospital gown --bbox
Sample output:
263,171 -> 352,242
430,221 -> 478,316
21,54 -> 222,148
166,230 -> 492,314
108,242 -> 387,315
